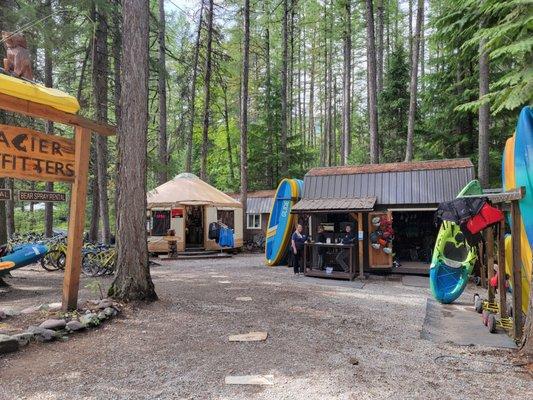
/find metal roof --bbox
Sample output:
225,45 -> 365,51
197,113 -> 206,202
303,159 -> 475,205
292,197 -> 376,213
246,196 -> 274,214
227,191 -> 275,214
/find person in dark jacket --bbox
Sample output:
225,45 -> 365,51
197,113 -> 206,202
315,225 -> 327,269
336,224 -> 356,271
291,224 -> 307,275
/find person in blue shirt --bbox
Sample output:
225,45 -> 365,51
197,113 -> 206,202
291,224 -> 307,275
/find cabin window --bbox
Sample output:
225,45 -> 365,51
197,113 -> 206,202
152,210 -> 170,236
247,214 -> 261,229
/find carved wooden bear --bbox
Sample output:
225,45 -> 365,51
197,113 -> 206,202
2,31 -> 34,81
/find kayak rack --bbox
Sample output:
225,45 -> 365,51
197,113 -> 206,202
468,187 -> 526,342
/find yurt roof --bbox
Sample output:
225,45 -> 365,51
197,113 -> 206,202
147,173 -> 242,209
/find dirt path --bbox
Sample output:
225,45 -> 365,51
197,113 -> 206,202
0,255 -> 531,400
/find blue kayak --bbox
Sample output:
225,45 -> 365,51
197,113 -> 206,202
265,178 -> 303,266
430,181 -> 481,303
0,243 -> 48,274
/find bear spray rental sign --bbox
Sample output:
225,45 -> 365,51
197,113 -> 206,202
0,124 -> 75,183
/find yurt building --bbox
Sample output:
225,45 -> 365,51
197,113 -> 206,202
146,173 -> 243,253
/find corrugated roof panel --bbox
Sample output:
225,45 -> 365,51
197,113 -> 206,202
246,197 -> 274,214
300,161 -> 474,206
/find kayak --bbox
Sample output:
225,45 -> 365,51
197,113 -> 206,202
430,180 -> 482,303
0,243 -> 48,275
265,178 -> 303,266
502,106 -> 533,314
0,73 -> 80,114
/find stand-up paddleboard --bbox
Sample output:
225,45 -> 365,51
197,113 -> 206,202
265,178 -> 303,266
0,243 -> 48,275
502,106 -> 533,314
430,180 -> 482,303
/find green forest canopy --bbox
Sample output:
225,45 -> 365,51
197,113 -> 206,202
0,0 -> 531,237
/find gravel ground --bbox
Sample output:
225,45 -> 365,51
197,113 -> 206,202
0,254 -> 531,400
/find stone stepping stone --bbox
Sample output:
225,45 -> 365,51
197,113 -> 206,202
218,281 -> 231,284
225,375 -> 274,386
229,331 -> 268,342
235,297 -> 252,302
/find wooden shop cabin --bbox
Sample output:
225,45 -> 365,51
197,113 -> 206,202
292,159 -> 474,278
228,190 -> 275,241
146,173 -> 243,253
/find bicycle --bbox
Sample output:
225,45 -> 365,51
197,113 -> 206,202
82,245 -> 117,277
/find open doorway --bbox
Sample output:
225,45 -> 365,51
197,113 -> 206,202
186,206 -> 204,249
392,210 -> 438,272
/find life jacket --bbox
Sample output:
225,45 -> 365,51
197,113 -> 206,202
465,202 -> 504,234
208,222 -> 220,241
435,197 -> 486,225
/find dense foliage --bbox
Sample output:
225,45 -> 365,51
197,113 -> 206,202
0,0 -> 531,237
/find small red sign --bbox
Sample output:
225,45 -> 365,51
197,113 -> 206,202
171,209 -> 183,218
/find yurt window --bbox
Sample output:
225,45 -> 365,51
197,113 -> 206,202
217,210 -> 234,229
152,210 -> 171,236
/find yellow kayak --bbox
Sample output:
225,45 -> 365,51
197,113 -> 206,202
0,74 -> 80,114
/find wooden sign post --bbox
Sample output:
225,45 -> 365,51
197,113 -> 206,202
61,127 -> 91,310
0,91 -> 115,311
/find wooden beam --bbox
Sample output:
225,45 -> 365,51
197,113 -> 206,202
511,200 -> 523,339
461,187 -> 525,203
486,227 -> 495,302
479,242 -> 487,289
497,217 -> 507,318
62,127 -> 91,311
358,212 -> 364,279
0,92 -> 116,136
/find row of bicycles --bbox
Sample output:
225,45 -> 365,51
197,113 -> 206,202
7,232 -> 116,277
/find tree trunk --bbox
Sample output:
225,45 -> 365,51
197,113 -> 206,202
200,0 -> 214,181
240,0 -> 250,227
264,1 -> 274,188
185,3 -> 203,173
365,0 -> 379,164
89,156 -> 100,243
109,0 -> 157,302
43,0 -> 54,237
404,0 -> 423,162
308,29 -> 315,152
112,0 -> 122,232
5,178 -> 14,236
327,0 -> 334,166
376,0 -> 384,93
342,0 -> 352,165
157,0 -> 168,185
280,0 -> 289,174
478,36 -> 490,188
93,3 -> 111,244
222,87 -> 235,185
408,0 -> 413,69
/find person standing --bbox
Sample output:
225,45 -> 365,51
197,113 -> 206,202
336,224 -> 356,272
291,224 -> 307,275
315,225 -> 327,269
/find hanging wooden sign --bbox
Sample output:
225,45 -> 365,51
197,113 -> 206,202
18,190 -> 66,202
0,188 -> 12,200
0,124 -> 75,182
